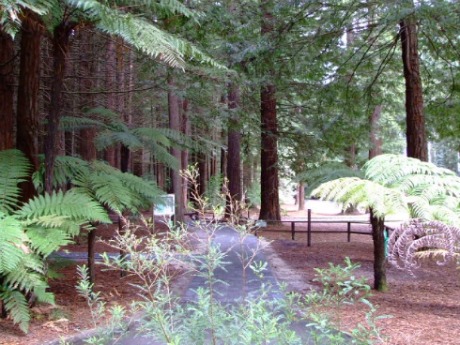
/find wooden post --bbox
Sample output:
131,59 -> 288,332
347,222 -> 351,242
291,221 -> 295,240
307,209 -> 312,247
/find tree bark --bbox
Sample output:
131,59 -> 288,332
0,30 -> 15,150
370,209 -> 388,291
226,83 -> 242,213
44,22 -> 75,193
168,75 -> 184,222
16,11 -> 43,201
400,14 -> 428,161
259,0 -> 281,222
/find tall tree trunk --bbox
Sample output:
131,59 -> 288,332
370,209 -> 387,291
227,83 -> 242,213
16,11 -> 43,201
0,30 -> 15,150
44,22 -> 74,193
168,75 -> 184,222
259,82 -> 280,221
400,13 -> 428,161
369,105 -> 383,159
259,0 -> 280,221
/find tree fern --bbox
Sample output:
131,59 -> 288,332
313,154 -> 460,290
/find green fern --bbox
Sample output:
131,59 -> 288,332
0,289 -> 30,333
0,212 -> 27,274
0,150 -> 31,213
16,190 -> 111,226
314,154 -> 460,223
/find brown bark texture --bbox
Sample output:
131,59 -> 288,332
0,30 -> 15,150
370,210 -> 388,291
259,83 -> 281,221
16,11 -> 43,200
400,16 -> 428,161
227,84 -> 242,205
259,0 -> 280,221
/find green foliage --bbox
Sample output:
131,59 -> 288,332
68,175 -> 386,345
245,181 -> 261,208
34,155 -> 164,216
0,0 -> 53,37
0,149 -> 31,213
0,149 -> 112,333
67,0 -> 223,70
313,154 -> 460,222
204,173 -> 226,211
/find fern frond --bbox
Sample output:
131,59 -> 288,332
119,172 -> 164,205
388,219 -> 460,273
95,130 -> 144,151
16,190 -> 111,226
0,149 -> 31,213
114,0 -> 199,21
0,289 -> 30,333
299,162 -> 362,196
4,257 -> 48,291
69,0 -> 184,67
26,226 -> 72,256
312,177 -> 407,218
0,212 -> 28,274
145,142 -> 180,170
60,115 -> 107,131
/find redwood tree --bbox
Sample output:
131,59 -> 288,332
259,0 -> 281,221
400,8 -> 428,161
227,83 -> 242,210
16,11 -> 43,201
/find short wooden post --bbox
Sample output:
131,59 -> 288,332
347,222 -> 351,242
307,209 -> 312,247
291,221 -> 295,240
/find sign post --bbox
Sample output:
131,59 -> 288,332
153,194 -> 176,222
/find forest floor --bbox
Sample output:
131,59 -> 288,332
1,203 -> 459,345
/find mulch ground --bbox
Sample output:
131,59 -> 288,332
1,208 -> 459,345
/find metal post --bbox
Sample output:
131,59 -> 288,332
291,221 -> 295,240
307,209 -> 312,247
347,222 -> 351,242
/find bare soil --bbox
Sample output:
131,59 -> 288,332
1,206 -> 459,345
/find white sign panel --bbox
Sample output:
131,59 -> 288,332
154,194 -> 175,216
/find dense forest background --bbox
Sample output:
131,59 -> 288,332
1,0 -> 460,221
